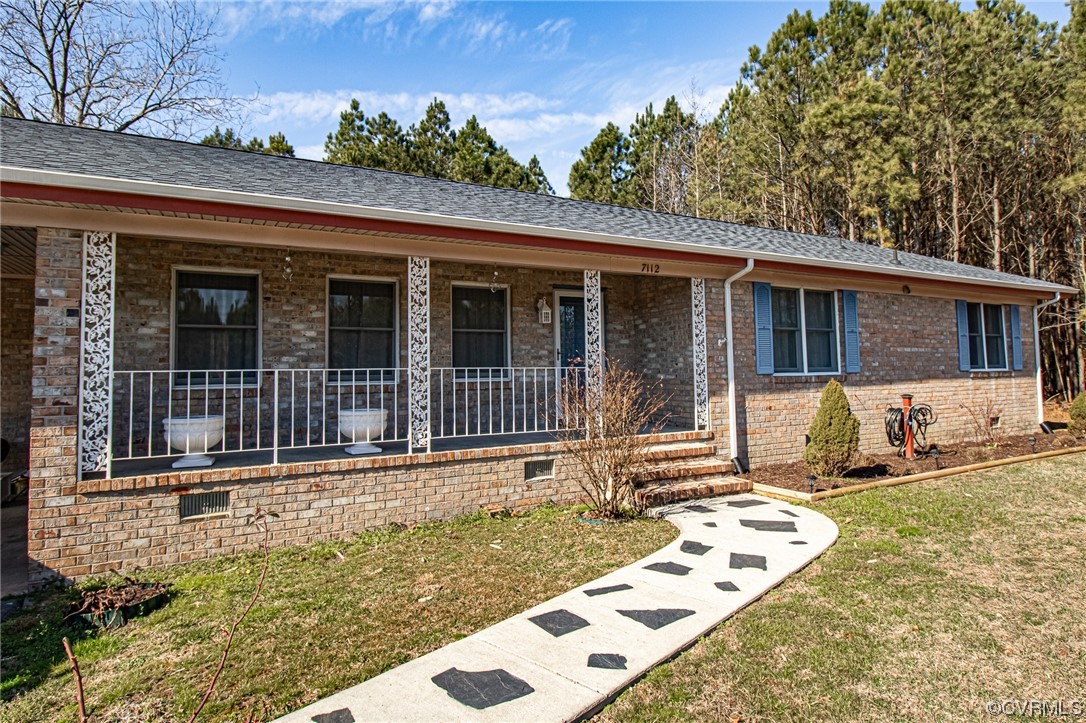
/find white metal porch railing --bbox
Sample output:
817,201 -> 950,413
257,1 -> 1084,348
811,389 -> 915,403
108,366 -> 589,468
430,366 -> 583,439
111,368 -> 406,465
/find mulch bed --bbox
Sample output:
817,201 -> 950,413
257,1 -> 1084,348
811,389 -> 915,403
742,433 -> 1083,493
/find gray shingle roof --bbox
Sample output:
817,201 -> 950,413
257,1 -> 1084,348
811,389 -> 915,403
0,117 -> 1071,294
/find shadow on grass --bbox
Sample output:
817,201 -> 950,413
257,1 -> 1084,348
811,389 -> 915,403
1,585 -> 94,702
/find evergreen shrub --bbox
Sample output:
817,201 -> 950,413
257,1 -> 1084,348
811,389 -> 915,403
803,380 -> 861,478
1069,392 -> 1086,437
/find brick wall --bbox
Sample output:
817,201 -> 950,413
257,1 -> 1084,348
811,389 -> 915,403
729,280 -> 1038,466
606,275 -> 698,429
44,445 -> 586,577
2,276 -> 34,472
27,228 -> 82,584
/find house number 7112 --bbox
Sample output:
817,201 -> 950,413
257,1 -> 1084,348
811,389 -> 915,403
641,263 -> 661,274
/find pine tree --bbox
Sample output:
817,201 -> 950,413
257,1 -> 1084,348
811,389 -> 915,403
201,126 -> 294,157
524,156 -> 554,195
568,122 -> 632,204
408,99 -> 455,178
324,99 -> 368,166
265,132 -> 295,158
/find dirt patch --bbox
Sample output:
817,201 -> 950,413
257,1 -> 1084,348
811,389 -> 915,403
742,433 -> 1082,493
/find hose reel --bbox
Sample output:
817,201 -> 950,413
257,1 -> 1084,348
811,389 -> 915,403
885,394 -> 937,458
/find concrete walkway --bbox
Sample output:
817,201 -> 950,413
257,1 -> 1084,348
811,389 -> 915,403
276,495 -> 839,723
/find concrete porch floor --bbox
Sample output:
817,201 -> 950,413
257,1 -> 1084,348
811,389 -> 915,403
103,425 -> 694,480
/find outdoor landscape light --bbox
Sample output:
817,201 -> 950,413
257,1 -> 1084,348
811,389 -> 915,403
930,446 -> 941,470
1029,436 -> 1037,452
805,474 -> 817,494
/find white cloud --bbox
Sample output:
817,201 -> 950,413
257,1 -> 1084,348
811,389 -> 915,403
296,144 -> 325,161
255,89 -> 558,127
417,0 -> 457,23
213,0 -> 461,41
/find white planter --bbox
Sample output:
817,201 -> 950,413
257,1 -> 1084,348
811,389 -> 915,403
339,408 -> 389,455
163,415 -> 225,468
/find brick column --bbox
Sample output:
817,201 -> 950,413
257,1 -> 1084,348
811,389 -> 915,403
27,228 -> 84,584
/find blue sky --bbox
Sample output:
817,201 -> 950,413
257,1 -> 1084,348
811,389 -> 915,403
216,1 -> 1072,196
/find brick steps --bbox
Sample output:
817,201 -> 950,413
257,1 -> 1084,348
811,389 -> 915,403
637,476 -> 753,508
643,442 -> 718,462
634,457 -> 731,484
633,440 -> 749,508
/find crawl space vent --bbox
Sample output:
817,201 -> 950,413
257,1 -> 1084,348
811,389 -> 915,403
179,491 -> 230,519
524,459 -> 555,481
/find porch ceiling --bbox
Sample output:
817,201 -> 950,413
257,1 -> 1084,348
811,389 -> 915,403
0,225 -> 35,276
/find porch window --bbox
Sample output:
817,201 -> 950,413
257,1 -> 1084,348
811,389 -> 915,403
770,287 -> 839,374
173,271 -> 259,385
327,278 -> 397,382
452,284 -> 509,377
964,302 -> 1007,370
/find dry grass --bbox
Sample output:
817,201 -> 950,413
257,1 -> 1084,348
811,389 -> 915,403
597,454 -> 1086,723
1,504 -> 676,722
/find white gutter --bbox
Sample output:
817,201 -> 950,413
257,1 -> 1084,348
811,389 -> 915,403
1033,292 -> 1062,425
725,259 -> 756,467
1,165 -> 1077,296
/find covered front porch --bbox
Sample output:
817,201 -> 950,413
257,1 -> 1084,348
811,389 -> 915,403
64,229 -> 715,481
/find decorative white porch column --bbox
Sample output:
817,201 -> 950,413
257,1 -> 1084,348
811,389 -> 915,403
584,269 -> 604,423
691,277 -> 710,431
408,256 -> 431,451
79,231 -> 116,479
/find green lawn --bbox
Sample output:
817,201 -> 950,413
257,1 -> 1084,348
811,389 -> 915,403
598,454 -> 1086,723
5,456 -> 1083,723
1,505 -> 676,722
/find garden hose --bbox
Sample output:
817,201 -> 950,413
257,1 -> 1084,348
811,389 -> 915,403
884,403 -> 937,457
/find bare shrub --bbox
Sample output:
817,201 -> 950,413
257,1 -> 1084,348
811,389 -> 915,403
960,397 -> 1006,446
557,360 -> 667,518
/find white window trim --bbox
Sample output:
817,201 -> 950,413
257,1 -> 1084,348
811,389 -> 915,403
325,274 -> 401,386
968,302 -> 1009,372
171,266 -> 262,388
772,287 -> 842,376
451,281 -> 512,381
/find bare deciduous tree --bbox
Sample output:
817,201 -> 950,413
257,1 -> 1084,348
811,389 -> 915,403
0,0 -> 242,138
558,361 -> 668,518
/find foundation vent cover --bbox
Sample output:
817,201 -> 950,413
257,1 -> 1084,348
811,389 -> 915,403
525,459 -> 555,481
179,491 -> 230,519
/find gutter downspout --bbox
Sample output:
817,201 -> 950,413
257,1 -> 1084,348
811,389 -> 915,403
1033,292 -> 1061,426
725,259 -> 756,467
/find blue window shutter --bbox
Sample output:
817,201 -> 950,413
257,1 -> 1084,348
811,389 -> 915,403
842,290 -> 860,373
1009,305 -> 1023,371
956,300 -> 970,372
753,282 -> 774,374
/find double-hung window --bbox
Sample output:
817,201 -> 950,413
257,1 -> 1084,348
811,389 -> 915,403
327,278 -> 397,383
755,283 -> 857,375
769,287 -> 840,374
962,302 -> 1007,370
452,284 -> 509,378
173,270 -> 260,385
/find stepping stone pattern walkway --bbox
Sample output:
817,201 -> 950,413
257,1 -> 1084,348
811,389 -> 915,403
276,494 -> 839,723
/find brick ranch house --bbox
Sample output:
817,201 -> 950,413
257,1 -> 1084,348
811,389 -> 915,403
0,117 -> 1074,585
